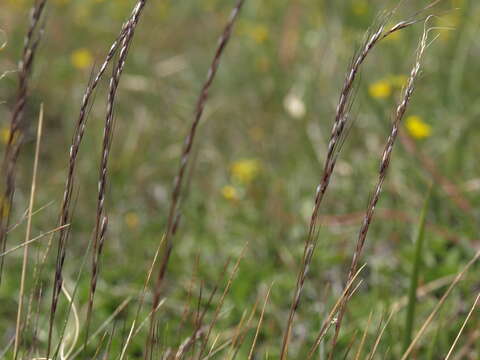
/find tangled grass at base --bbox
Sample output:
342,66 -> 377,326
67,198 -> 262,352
1,0 -> 479,358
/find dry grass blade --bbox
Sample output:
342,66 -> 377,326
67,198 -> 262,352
329,17 -> 434,357
248,284 -> 273,360
173,326 -> 208,360
169,260 -> 229,359
226,299 -> 258,360
69,297 -> 132,359
353,311 -> 373,360
366,310 -> 395,360
0,225 -> 68,258
0,0 -> 47,284
59,284 -> 80,360
196,244 -> 248,359
307,264 -> 366,359
151,0 -> 246,317
452,329 -> 479,360
401,249 -> 480,360
13,104 -> 43,359
444,292 -> 480,360
118,236 -> 165,359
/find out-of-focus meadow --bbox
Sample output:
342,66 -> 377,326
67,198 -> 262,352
1,0 -> 479,358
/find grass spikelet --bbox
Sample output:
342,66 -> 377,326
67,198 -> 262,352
0,0 -> 47,283
150,0 -> 246,342
329,16 -> 435,356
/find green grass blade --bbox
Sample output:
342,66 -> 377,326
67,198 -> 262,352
403,185 -> 432,351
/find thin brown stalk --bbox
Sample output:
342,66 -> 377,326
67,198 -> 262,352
119,235 -> 165,360
0,0 -> 47,283
342,330 -> 359,360
227,306 -> 255,360
45,1 -> 148,355
151,0 -> 246,320
6,200 -> 54,235
45,12 -> 134,358
0,224 -> 69,257
329,18 -> 433,357
307,265 -> 366,359
280,14 -> 420,358
169,260 -> 229,360
173,326 -> 208,360
225,310 -> 249,359
444,292 -> 480,360
401,249 -> 480,360
453,329 -> 479,360
87,0 -> 149,332
248,284 -> 273,360
69,297 -> 132,359
13,104 -> 43,359
196,244 -> 248,359
177,254 -> 200,335
353,311 -> 373,360
366,311 -> 395,360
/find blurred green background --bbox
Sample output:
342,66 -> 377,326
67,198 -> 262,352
1,0 -> 479,358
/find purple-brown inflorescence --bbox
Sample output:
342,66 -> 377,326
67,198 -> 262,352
278,12 -> 429,358
86,0 -> 149,340
328,17 -> 433,359
148,0 -> 246,351
0,0 -> 47,284
47,1 -> 148,357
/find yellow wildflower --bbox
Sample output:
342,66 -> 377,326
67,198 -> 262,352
221,185 -> 239,201
249,25 -> 269,44
369,80 -> 392,99
124,212 -> 140,229
0,127 -> 10,144
405,115 -> 431,139
352,0 -> 368,16
231,159 -> 260,185
71,48 -> 93,70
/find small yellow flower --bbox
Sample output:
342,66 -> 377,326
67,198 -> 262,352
406,115 -> 431,139
0,127 -> 10,144
71,48 -> 93,70
124,212 -> 140,229
249,25 -> 269,44
352,0 -> 368,16
221,185 -> 239,201
369,80 -> 392,99
231,159 -> 260,185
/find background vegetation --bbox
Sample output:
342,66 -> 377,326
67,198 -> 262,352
0,0 -> 479,358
